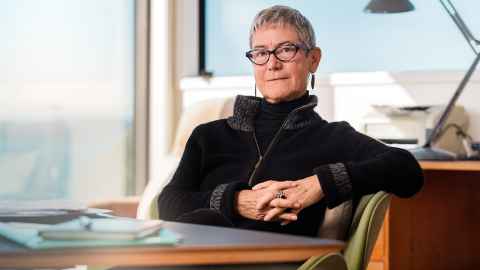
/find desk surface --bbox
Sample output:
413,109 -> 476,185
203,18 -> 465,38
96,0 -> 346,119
0,221 -> 344,268
419,161 -> 480,171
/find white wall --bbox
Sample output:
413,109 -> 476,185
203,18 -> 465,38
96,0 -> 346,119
148,0 -> 198,186
150,0 -> 175,183
331,71 -> 480,139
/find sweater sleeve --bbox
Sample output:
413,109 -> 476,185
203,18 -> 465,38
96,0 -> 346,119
314,122 -> 424,208
157,126 -> 249,221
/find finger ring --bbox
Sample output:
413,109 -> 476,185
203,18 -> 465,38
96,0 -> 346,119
275,190 -> 286,199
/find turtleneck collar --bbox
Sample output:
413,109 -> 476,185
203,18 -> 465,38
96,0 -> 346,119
227,93 -> 321,132
260,91 -> 311,116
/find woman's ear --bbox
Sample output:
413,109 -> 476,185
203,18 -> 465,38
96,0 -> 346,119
309,47 -> 322,73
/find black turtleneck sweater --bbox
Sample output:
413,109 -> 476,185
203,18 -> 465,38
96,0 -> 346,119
157,94 -> 423,238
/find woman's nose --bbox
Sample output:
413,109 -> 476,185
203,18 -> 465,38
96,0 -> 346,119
267,53 -> 282,70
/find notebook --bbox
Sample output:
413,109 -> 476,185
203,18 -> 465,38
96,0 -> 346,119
39,217 -> 164,240
0,217 -> 179,250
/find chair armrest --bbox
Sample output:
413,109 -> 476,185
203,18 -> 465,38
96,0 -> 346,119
88,196 -> 141,218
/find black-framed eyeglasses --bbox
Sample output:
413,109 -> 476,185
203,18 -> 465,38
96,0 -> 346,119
245,42 -> 310,65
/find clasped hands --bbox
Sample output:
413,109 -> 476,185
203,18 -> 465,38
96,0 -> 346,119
235,175 -> 324,225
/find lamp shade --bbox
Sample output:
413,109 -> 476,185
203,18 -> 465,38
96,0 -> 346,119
364,0 -> 415,13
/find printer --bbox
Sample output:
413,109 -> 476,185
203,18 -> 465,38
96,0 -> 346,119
362,105 -> 469,155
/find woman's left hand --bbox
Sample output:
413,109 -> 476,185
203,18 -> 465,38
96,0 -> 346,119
252,175 -> 324,225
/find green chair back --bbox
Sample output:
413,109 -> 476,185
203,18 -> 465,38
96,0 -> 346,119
343,191 -> 390,270
298,191 -> 390,270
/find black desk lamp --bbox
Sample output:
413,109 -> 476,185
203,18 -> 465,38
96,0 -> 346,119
364,0 -> 480,160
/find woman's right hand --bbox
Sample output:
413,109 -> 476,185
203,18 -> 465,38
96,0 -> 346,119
254,176 -> 324,225
235,181 -> 300,221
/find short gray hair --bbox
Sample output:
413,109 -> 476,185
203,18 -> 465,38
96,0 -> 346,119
249,5 -> 316,49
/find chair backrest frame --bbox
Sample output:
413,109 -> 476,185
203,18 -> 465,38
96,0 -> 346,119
343,191 -> 390,270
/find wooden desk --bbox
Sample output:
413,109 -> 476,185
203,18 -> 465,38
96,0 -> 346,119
419,161 -> 480,171
368,161 -> 480,270
0,221 -> 344,268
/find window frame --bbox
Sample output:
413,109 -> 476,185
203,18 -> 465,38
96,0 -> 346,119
132,0 -> 150,195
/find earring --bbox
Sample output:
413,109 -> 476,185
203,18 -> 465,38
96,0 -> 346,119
310,74 -> 315,90
254,83 -> 257,97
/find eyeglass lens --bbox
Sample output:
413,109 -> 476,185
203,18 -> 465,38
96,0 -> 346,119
248,44 -> 298,65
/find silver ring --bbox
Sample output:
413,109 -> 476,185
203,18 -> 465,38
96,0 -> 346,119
275,190 -> 286,199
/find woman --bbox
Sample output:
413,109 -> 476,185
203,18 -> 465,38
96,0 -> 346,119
158,5 -> 423,238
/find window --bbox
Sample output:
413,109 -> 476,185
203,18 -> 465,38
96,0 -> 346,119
202,0 -> 476,76
0,0 -> 148,202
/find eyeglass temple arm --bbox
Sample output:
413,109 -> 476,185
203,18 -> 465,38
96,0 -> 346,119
439,0 -> 480,54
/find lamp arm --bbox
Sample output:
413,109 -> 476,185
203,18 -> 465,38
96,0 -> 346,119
439,0 -> 480,53
425,50 -> 480,147
425,0 -> 480,147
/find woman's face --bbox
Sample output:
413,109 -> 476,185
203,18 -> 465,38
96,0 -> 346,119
251,24 -> 321,103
